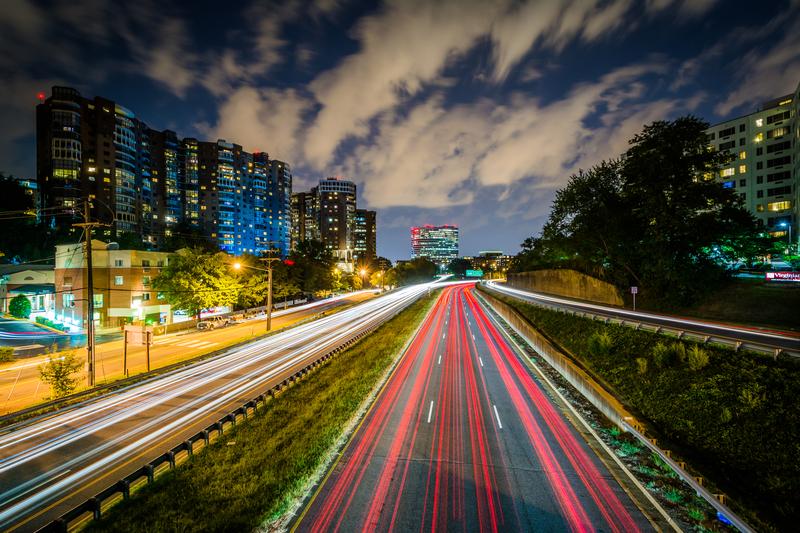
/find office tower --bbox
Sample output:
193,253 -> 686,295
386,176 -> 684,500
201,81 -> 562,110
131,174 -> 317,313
411,224 -> 459,265
354,209 -> 377,263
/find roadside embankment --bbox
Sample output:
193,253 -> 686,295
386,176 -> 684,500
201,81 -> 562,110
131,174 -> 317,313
479,284 -> 800,531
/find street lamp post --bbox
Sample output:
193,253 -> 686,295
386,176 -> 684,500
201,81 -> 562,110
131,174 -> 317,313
359,268 -> 368,289
233,248 -> 281,332
779,222 -> 794,254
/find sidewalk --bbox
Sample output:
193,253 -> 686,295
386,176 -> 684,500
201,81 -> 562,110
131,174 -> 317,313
0,292 -> 374,415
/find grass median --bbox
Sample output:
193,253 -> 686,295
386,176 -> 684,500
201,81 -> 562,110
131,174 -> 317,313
480,285 -> 800,531
87,290 -> 438,533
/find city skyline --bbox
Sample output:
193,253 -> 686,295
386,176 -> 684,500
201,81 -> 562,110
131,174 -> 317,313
1,0 -> 799,260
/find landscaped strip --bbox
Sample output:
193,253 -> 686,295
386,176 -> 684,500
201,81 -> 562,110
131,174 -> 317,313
479,285 -> 800,532
86,291 -> 438,533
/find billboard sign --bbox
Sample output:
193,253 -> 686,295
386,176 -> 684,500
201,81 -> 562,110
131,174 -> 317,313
765,271 -> 800,282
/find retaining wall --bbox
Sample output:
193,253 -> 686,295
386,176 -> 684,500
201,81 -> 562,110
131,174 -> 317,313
507,269 -> 624,306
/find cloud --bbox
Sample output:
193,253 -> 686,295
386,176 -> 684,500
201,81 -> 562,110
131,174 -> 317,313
715,15 -> 800,116
303,0 -> 713,169
199,86 -> 312,163
343,62 -> 692,210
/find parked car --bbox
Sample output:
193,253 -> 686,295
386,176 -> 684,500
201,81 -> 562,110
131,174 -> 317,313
196,316 -> 232,330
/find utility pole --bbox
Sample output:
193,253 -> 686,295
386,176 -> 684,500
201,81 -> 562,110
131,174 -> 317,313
260,248 -> 281,332
73,199 -> 107,387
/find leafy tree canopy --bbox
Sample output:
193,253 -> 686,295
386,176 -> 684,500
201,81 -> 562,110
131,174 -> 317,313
513,116 -> 771,305
151,248 -> 240,317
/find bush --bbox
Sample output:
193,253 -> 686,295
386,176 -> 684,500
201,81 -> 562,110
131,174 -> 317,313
35,316 -> 68,332
587,331 -> 613,357
0,347 -> 14,363
635,357 -> 648,375
9,295 -> 31,319
651,341 -> 686,368
687,345 -> 710,371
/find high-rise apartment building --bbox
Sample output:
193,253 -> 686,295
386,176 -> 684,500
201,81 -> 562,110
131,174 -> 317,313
411,224 -> 459,265
317,177 -> 357,261
354,209 -> 377,263
36,86 -> 292,256
291,191 -> 319,249
706,80 -> 799,249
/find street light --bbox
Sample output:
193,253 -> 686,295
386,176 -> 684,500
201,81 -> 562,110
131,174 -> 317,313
359,268 -> 368,289
231,251 -> 280,332
779,222 -> 793,253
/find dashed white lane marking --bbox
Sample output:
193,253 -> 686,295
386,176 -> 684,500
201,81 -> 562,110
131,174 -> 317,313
438,355 -> 441,365
479,357 -> 484,367
427,401 -> 434,423
493,404 -> 503,429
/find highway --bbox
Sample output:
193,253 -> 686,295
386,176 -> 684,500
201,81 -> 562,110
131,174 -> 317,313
294,284 -> 650,532
0,291 -> 376,415
0,283 -> 435,532
486,281 -> 800,354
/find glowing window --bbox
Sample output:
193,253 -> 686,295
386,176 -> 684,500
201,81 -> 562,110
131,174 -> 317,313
754,133 -> 764,143
721,168 -> 735,177
738,151 -> 746,160
739,165 -> 747,174
768,201 -> 792,211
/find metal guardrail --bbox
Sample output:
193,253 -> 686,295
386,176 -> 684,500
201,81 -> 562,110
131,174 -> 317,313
483,283 -> 799,359
476,288 -> 755,533
35,295 -> 417,532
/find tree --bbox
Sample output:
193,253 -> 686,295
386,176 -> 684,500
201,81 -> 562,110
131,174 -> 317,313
235,256 -> 301,309
447,258 -> 472,277
151,248 -> 240,319
394,258 -> 437,286
289,239 -> 335,295
8,295 -> 32,319
514,116 -> 768,305
39,351 -> 82,398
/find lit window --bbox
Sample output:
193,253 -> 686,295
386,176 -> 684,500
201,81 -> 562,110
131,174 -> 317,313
739,164 -> 747,174
739,151 -> 746,160
756,204 -> 765,212
721,168 -> 735,177
114,276 -> 124,285
755,118 -> 763,127
768,201 -> 792,212
754,133 -> 763,143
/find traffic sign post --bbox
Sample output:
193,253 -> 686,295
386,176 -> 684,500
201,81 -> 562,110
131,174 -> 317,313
630,286 -> 638,311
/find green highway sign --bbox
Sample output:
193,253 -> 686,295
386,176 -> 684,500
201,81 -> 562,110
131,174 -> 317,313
466,269 -> 484,277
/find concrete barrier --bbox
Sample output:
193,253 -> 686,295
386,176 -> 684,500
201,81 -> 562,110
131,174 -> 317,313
508,269 -> 624,306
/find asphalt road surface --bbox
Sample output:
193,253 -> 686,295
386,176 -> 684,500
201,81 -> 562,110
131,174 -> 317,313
0,284 -> 434,532
294,284 -> 650,532
486,281 -> 800,354
0,291 -> 375,415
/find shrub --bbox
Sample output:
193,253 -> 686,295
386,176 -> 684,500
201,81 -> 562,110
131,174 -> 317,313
587,331 -> 614,357
687,345 -> 710,371
9,295 -> 31,319
651,342 -> 673,368
39,351 -> 82,398
671,342 -> 687,364
0,347 -> 14,363
636,357 -> 648,374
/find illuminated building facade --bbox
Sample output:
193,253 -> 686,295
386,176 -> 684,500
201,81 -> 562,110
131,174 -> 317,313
36,86 -> 291,256
706,79 -> 799,249
411,224 -> 459,266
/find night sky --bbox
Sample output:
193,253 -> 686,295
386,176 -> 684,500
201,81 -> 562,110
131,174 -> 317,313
1,0 -> 798,260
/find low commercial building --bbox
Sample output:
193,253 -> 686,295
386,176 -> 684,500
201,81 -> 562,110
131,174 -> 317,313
0,265 -> 55,317
54,240 -> 173,331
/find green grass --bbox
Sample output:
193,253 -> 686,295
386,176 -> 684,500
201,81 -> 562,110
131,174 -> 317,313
87,292 -> 438,533
480,285 -> 800,530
